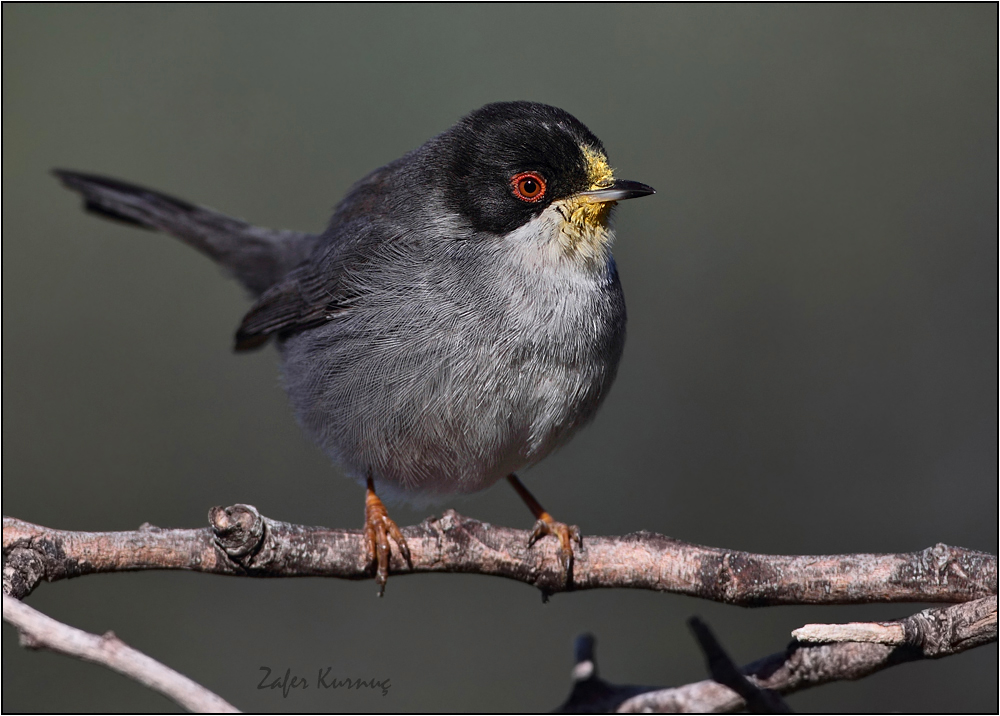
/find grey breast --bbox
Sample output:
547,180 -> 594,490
278,173 -> 625,501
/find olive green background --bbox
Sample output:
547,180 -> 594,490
3,4 -> 996,712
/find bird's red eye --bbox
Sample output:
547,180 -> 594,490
511,172 -> 546,203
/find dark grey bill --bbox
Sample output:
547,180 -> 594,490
579,179 -> 656,203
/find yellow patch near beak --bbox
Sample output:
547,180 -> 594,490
553,146 -> 617,266
582,145 -> 615,190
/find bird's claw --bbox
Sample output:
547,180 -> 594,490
364,494 -> 410,597
529,517 -> 582,572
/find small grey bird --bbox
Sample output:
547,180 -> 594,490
57,101 -> 655,593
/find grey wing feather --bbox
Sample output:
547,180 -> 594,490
234,264 -> 337,350
233,217 -> 402,351
54,170 -> 318,296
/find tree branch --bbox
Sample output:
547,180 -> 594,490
3,505 -> 996,603
557,596 -> 998,713
792,596 -> 998,654
3,594 -> 239,713
687,616 -> 792,713
4,505 -> 996,712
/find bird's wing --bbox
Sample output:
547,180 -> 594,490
233,260 -> 339,351
233,219 -> 392,351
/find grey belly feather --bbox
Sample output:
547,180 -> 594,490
279,224 -> 626,502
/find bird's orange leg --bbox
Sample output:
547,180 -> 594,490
364,476 -> 411,596
507,474 -> 581,571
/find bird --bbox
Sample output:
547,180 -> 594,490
56,101 -> 655,594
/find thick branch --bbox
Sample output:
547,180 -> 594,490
557,597 -> 998,713
3,594 -> 239,713
3,505 -> 995,603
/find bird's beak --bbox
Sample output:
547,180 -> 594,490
578,179 -> 656,203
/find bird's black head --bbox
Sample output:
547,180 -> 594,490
434,102 -> 618,235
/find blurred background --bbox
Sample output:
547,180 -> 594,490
3,5 -> 996,712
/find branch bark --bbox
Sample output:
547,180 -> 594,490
4,505 -> 996,713
3,505 -> 996,603
558,596 -> 998,713
3,594 -> 239,713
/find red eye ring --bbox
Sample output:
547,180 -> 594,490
510,172 -> 546,203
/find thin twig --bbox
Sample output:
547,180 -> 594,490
792,597 -> 999,652
558,634 -> 656,713
557,596 -> 997,713
688,617 -> 792,713
2,594 -> 239,713
3,505 -> 995,603
792,621 -> 905,644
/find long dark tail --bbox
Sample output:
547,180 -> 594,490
55,170 -> 318,297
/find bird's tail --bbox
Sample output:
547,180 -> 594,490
54,170 -> 318,297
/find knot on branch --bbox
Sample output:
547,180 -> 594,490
898,543 -> 998,597
209,504 -> 266,566
426,509 -> 474,538
422,510 -> 477,560
902,596 -> 999,656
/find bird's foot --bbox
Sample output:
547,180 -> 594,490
528,514 -> 582,572
364,479 -> 411,596
506,473 -> 582,575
